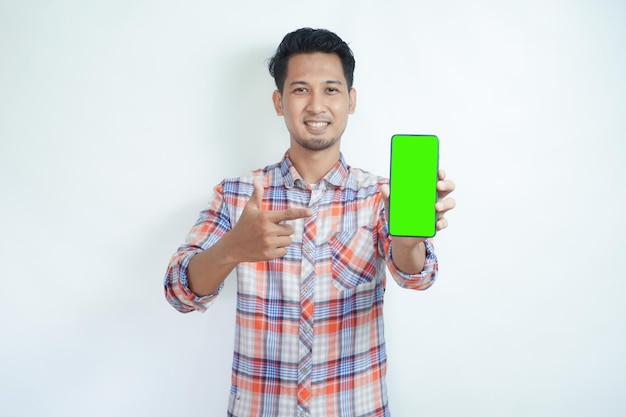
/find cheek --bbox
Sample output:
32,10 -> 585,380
283,102 -> 303,118
283,112 -> 303,130
331,103 -> 351,118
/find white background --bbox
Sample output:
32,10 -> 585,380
1,0 -> 625,416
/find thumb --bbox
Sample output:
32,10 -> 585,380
379,183 -> 390,221
247,177 -> 264,210
379,183 -> 390,200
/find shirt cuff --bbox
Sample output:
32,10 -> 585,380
386,238 -> 438,290
165,250 -> 223,313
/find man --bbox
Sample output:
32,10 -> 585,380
165,27 -> 456,417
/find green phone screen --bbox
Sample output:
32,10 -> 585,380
388,134 -> 439,237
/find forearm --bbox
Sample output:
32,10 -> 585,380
188,235 -> 239,297
390,239 -> 426,275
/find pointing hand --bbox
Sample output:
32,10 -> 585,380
225,178 -> 313,263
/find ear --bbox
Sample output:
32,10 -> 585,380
272,90 -> 283,116
348,88 -> 357,114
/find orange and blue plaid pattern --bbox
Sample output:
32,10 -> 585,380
165,153 -> 438,417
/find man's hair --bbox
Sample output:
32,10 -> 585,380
268,28 -> 355,93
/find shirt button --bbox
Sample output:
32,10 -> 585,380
301,367 -> 309,375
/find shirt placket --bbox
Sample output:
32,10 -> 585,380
296,187 -> 322,417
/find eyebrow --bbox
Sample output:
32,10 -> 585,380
288,80 -> 344,87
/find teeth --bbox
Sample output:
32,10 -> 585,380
306,121 -> 328,128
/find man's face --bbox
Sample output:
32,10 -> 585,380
272,52 -> 356,152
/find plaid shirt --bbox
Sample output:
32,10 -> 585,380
164,153 -> 438,417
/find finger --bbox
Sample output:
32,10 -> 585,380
247,177 -> 264,210
437,179 -> 456,199
436,218 -> 449,231
267,207 -> 313,223
261,236 -> 293,260
268,247 -> 289,260
273,235 -> 293,248
437,179 -> 455,192
435,197 -> 456,213
438,169 -> 446,181
276,223 -> 295,236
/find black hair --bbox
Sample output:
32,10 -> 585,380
268,28 -> 355,93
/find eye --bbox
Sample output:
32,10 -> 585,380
293,87 -> 308,94
326,87 -> 340,94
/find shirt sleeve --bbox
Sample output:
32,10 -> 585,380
163,182 -> 231,313
385,238 -> 438,290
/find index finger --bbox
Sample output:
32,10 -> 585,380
267,207 -> 314,223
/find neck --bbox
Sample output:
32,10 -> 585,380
288,145 -> 340,184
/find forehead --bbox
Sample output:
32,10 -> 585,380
285,52 -> 346,83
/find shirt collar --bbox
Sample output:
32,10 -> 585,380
279,151 -> 349,189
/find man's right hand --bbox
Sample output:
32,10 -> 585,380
188,178 -> 313,296
222,178 -> 313,263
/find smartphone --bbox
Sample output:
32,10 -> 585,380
388,134 -> 439,237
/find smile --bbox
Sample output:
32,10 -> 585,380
305,121 -> 330,128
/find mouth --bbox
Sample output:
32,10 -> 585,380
305,120 -> 330,128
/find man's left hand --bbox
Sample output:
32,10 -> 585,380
379,169 -> 456,247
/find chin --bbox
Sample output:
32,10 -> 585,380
296,137 -> 339,151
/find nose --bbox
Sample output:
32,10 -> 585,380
305,91 -> 325,114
